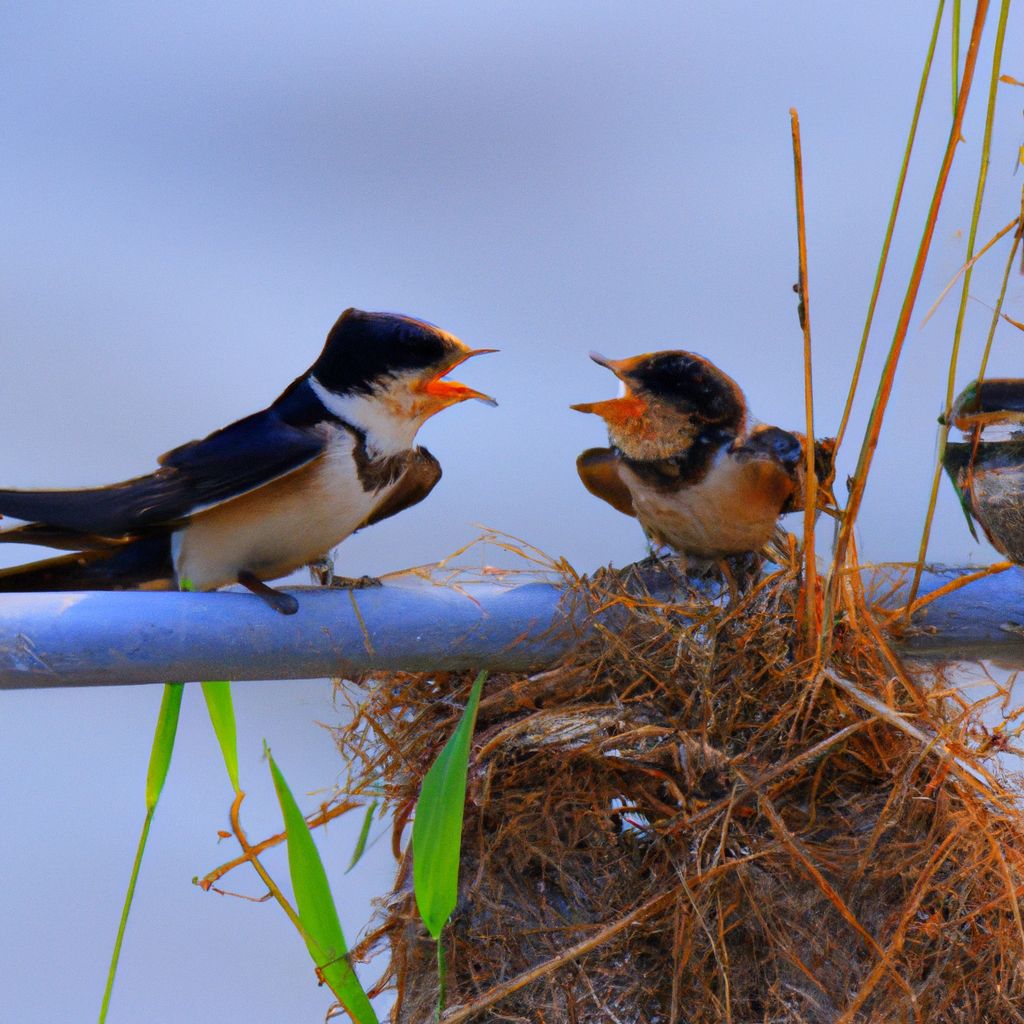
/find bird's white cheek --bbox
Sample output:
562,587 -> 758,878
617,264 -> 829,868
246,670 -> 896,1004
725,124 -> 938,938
310,377 -> 422,457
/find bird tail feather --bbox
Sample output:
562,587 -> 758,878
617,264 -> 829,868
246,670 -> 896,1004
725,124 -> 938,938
0,536 -> 174,592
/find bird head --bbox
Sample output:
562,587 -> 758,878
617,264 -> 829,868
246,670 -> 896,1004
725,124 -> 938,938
767,431 -> 839,516
310,309 -> 496,455
571,350 -> 746,460
940,379 -> 1024,434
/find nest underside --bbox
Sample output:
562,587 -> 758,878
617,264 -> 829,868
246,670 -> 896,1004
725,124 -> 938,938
335,560 -> 1024,1024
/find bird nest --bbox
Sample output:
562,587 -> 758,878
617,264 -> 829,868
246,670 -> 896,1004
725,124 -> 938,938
334,555 -> 1024,1024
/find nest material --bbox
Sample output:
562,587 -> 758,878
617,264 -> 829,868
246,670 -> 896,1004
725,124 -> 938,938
336,558 -> 1024,1024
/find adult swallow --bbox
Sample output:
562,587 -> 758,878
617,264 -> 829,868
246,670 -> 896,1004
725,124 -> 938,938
0,308 -> 496,613
572,351 -> 835,564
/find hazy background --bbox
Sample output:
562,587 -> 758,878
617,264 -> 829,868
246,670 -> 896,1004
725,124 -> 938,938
2,3 -> 1023,1020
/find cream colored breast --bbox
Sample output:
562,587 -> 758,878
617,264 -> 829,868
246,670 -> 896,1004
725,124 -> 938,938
623,454 -> 793,559
173,434 -> 386,590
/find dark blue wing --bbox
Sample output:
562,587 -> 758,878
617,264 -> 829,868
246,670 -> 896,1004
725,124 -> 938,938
358,448 -> 442,528
0,406 -> 326,537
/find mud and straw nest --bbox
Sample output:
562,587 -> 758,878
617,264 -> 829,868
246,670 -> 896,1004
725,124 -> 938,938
335,552 -> 1024,1023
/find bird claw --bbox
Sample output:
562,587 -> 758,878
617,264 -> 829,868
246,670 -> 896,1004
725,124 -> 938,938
264,590 -> 300,615
308,558 -> 382,590
308,557 -> 335,587
237,570 -> 299,615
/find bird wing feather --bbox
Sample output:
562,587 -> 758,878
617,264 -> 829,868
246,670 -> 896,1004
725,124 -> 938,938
576,448 -> 637,517
359,448 -> 442,529
0,408 -> 326,538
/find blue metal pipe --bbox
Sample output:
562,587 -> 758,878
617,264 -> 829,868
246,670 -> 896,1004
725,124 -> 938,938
0,565 -> 1021,689
0,577 -> 585,689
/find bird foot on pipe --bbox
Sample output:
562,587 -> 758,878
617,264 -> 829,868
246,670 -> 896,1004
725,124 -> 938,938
236,570 -> 299,615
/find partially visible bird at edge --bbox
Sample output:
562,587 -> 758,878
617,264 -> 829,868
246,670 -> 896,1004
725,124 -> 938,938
941,377 -> 1024,563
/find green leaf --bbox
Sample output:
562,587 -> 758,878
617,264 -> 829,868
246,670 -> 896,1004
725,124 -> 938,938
178,578 -> 240,791
145,682 -> 184,811
345,800 -> 379,874
201,681 -> 240,792
412,671 -> 487,939
100,682 -> 184,1023
268,750 -> 378,1024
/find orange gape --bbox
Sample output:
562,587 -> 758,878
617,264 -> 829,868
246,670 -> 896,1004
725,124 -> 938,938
570,394 -> 648,426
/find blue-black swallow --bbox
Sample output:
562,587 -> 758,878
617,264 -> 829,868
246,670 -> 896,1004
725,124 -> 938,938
0,308 -> 496,613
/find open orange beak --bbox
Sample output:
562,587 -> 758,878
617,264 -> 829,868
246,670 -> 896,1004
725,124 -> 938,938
570,352 -> 648,424
586,351 -> 654,379
418,348 -> 498,407
570,395 -> 647,425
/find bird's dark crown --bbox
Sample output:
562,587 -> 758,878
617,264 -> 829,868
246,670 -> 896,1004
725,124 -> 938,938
625,351 -> 745,430
312,308 -> 462,395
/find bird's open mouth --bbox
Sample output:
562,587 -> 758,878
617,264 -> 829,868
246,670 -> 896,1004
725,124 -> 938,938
419,348 -> 498,406
586,351 -> 651,379
570,395 -> 647,424
571,351 -> 649,423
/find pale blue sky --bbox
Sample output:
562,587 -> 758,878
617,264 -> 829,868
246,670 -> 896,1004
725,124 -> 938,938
2,3 -> 1023,1021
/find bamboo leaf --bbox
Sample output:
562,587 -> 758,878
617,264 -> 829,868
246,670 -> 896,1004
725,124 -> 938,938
201,681 -> 240,793
412,671 -> 487,939
145,682 -> 184,810
100,682 -> 184,1023
345,800 -> 379,874
268,750 -> 377,1024
179,579 -> 240,792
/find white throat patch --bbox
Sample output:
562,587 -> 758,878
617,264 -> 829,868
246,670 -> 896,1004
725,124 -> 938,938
310,375 -> 422,457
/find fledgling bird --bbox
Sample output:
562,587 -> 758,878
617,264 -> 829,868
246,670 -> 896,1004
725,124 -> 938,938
0,308 -> 496,613
572,350 -> 834,566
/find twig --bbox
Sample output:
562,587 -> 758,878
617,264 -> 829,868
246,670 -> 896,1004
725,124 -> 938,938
978,188 -> 1024,381
680,720 -> 868,834
832,0 -> 947,453
197,798 -> 360,890
885,560 -> 1011,621
907,0 -> 1013,614
754,787 -> 920,1014
224,791 -> 308,939
438,888 -> 678,1023
789,107 -> 819,654
824,669 -> 1017,811
835,821 -> 965,1021
828,0 -> 991,619
916,214 -> 1018,328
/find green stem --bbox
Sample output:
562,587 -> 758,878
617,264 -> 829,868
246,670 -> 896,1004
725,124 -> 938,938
952,0 -> 961,114
98,682 -> 183,1023
907,0 -> 1012,611
978,192 -> 1024,382
436,937 -> 448,1022
98,807 -> 155,1023
832,0 -> 947,453
826,0 -> 990,614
